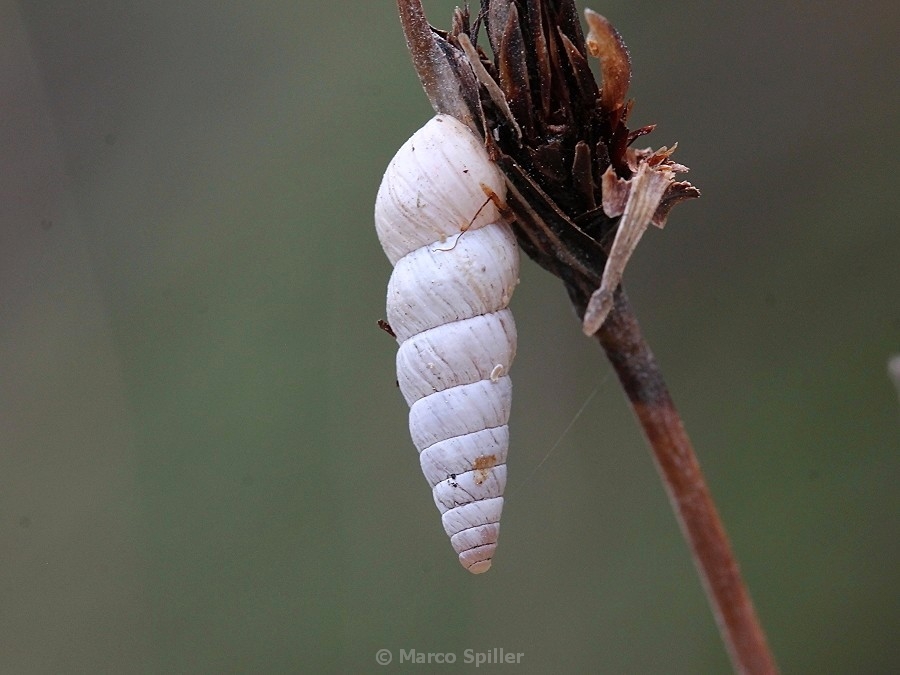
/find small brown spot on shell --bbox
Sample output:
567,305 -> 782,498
472,454 -> 498,485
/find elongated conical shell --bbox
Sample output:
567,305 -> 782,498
375,115 -> 518,573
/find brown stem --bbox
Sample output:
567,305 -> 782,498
583,288 -> 778,674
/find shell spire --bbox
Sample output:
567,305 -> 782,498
375,115 -> 519,573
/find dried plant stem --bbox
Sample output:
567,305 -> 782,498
392,1 -> 776,668
589,289 -> 777,675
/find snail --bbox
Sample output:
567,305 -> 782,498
374,114 -> 519,574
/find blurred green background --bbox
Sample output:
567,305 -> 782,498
2,1 -> 897,672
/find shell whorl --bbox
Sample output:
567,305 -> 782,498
375,115 -> 519,573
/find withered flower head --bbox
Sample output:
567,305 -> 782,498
398,0 -> 699,334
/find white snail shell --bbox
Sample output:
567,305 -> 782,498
375,114 -> 519,574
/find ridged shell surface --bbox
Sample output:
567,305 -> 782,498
375,115 -> 518,573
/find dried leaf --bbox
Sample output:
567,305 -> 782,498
560,31 -> 600,110
654,181 -> 702,228
554,0 -> 587,56
584,9 -> 631,115
397,0 -> 482,130
600,166 -> 629,218
583,161 -> 674,335
483,0 -> 513,58
457,33 -> 522,139
526,0 -> 552,118
498,3 -> 535,136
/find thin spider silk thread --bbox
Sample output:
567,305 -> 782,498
508,374 -> 610,497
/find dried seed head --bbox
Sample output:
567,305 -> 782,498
396,0 -> 699,332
